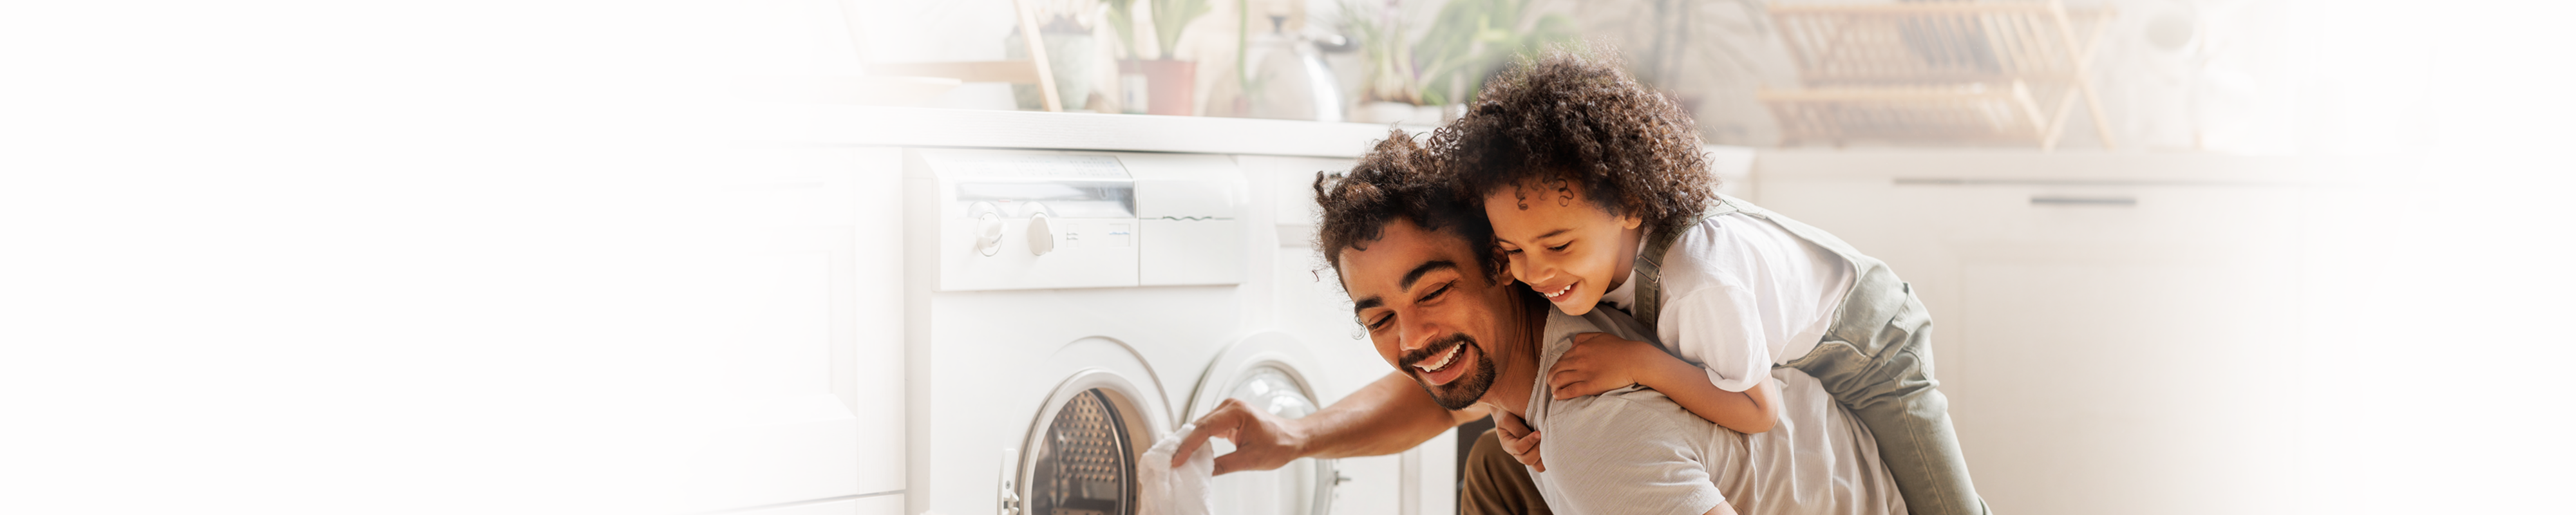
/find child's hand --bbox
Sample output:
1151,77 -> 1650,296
1548,332 -> 1660,400
1493,411 -> 1544,472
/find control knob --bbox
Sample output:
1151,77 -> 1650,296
1025,202 -> 1059,256
971,201 -> 1005,257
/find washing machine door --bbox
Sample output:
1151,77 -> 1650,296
1188,332 -> 1336,515
1019,368 -> 1166,515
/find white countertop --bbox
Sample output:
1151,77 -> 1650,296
735,105 -> 1432,158
734,106 -> 2353,190
1752,149 -> 2398,186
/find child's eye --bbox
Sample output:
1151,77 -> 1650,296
1503,248 -> 1524,255
1546,243 -> 1571,252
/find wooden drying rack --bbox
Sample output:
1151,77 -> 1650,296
859,0 -> 1066,111
1759,1 -> 2116,150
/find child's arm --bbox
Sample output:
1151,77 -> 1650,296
1550,332 -> 1780,433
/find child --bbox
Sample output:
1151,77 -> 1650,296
1429,50 -> 1991,515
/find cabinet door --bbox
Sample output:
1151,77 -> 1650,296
1953,247 -> 2297,515
674,146 -> 907,512
1761,176 -> 2305,515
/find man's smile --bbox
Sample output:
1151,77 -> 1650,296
1411,338 -> 1478,386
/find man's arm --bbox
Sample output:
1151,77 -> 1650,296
1173,371 -> 1488,474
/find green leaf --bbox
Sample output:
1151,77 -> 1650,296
1151,0 -> 1212,58
1106,0 -> 1139,59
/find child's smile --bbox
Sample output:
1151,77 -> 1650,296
1535,281 -> 1577,301
1481,178 -> 1647,315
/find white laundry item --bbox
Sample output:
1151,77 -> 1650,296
1139,422 -> 1215,515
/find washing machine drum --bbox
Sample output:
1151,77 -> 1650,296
1204,364 -> 1334,515
1031,389 -> 1133,515
1025,382 -> 1161,515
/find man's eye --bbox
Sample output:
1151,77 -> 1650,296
1365,314 -> 1392,330
1419,283 -> 1451,303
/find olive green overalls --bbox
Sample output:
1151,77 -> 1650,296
1630,194 -> 1987,515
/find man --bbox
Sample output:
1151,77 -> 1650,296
1171,133 -> 1904,515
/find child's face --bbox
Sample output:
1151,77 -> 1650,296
1481,178 -> 1644,316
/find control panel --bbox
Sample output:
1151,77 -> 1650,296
907,149 -> 1245,291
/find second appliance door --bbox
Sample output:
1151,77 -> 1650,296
1186,332 -> 1337,515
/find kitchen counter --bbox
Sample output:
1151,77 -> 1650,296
1748,149 -> 2434,191
735,105 -> 1430,158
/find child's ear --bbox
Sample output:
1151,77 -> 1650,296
1620,214 -> 1643,230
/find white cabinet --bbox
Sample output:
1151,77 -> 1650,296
676,146 -> 907,513
1756,151 -> 2307,515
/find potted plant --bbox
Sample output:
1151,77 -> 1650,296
1343,0 -> 1577,124
1344,0 -> 1424,123
1106,0 -> 1213,115
1005,12 -> 1101,112
1410,0 -> 1577,106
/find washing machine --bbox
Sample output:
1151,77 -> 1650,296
903,148 -> 1359,515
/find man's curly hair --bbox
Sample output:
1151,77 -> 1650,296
1314,129 -> 1501,280
1430,46 -> 1714,234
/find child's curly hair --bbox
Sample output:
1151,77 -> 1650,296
1314,129 -> 1501,279
1431,46 -> 1714,234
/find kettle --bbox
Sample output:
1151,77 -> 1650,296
1240,15 -> 1345,122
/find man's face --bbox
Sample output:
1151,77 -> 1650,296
1337,218 -> 1520,410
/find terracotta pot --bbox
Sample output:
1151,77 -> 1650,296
1120,59 -> 1197,116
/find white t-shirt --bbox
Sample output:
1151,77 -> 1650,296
1525,308 -> 1904,515
1599,213 -> 1855,393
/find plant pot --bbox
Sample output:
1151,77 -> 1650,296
1120,59 -> 1197,116
1005,30 -> 1095,111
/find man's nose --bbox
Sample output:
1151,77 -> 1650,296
1400,318 -> 1441,354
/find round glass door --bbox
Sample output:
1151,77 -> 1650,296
1206,364 -> 1334,515
1028,388 -> 1139,515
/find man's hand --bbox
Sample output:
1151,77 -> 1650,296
1548,332 -> 1667,400
1171,398 -> 1312,474
1492,411 -> 1545,472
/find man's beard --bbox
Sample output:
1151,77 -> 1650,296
1403,333 -> 1498,411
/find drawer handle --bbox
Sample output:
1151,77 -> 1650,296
2030,196 -> 2136,207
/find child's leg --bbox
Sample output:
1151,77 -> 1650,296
1791,283 -> 1989,515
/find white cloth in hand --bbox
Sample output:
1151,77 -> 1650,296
1138,422 -> 1215,515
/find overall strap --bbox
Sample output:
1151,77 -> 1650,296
1629,197 -> 1743,332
